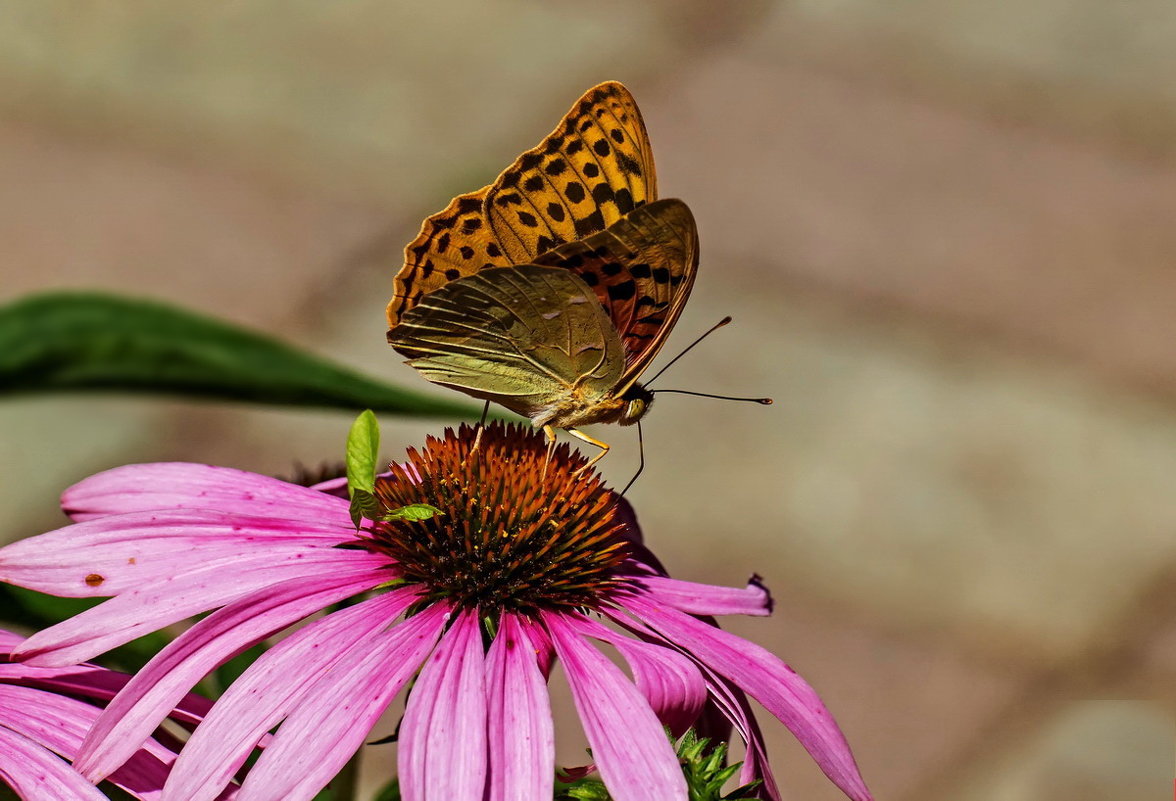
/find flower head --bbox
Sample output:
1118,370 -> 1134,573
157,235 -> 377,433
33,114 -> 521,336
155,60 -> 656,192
0,628 -> 220,800
0,423 -> 872,801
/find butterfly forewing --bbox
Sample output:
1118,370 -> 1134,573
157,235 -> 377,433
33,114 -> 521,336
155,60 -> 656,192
534,198 -> 698,381
387,187 -> 512,327
388,82 -> 658,329
388,265 -> 625,422
486,81 -> 658,263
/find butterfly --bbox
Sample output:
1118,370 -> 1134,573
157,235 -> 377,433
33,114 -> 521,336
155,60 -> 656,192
386,81 -> 698,468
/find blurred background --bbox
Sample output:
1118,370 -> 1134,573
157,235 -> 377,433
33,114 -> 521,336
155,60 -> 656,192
1,2 -> 1174,799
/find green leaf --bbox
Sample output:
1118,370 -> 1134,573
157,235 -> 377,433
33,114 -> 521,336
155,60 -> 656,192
382,503 -> 443,522
349,488 -> 381,530
346,410 -> 381,495
0,292 -> 479,418
346,410 -> 382,528
372,780 -> 402,801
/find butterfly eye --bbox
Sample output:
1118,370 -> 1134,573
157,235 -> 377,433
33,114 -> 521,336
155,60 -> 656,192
621,397 -> 648,424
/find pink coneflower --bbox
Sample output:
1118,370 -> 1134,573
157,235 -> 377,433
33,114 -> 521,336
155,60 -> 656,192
0,627 -> 222,800
0,423 -> 873,801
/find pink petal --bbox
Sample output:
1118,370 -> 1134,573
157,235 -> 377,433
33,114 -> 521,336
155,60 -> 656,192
486,614 -> 553,801
237,604 -> 448,801
0,510 -> 352,597
567,615 -> 705,736
633,576 -> 771,617
702,674 -> 781,801
165,588 -> 419,801
0,725 -> 107,801
0,685 -> 176,801
544,612 -> 686,801
399,609 -> 488,801
61,463 -> 349,523
16,549 -> 383,667
75,565 -> 384,782
621,597 -> 873,801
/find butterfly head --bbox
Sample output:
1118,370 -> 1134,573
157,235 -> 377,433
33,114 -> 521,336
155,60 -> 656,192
619,384 -> 654,426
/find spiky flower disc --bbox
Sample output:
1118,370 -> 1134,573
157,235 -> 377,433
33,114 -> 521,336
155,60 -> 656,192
367,422 -> 632,613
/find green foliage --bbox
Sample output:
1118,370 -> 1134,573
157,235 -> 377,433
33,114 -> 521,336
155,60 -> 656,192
382,503 -> 443,522
555,730 -> 763,801
0,292 -> 477,418
346,410 -> 382,528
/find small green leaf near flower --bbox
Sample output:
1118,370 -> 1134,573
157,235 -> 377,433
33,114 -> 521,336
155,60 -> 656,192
346,410 -> 380,528
382,503 -> 444,522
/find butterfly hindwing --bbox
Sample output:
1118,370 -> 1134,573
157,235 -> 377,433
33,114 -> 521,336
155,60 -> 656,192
485,81 -> 658,263
534,198 -> 698,382
388,265 -> 625,421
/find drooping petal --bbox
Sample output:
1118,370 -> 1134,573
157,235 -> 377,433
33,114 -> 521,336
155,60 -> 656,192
61,463 -> 349,523
15,549 -> 381,667
701,673 -> 781,801
164,588 -> 419,801
486,614 -> 553,801
0,510 -> 351,597
399,609 -> 488,801
0,684 -> 177,801
0,724 -> 107,800
633,576 -> 772,617
544,613 -> 687,801
568,615 -> 705,736
75,564 -> 385,782
237,603 -> 448,801
0,661 -> 211,729
621,597 -> 873,801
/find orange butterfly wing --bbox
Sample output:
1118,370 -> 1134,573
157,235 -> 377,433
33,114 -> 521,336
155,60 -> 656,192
387,81 -> 658,328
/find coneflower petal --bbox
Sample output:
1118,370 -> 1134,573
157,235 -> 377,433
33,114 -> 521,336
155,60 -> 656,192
546,612 -> 687,801
486,613 -> 554,801
61,462 -> 350,523
399,609 -> 488,801
164,588 -> 420,801
622,597 -> 873,801
237,604 -> 448,801
75,564 -> 385,782
0,725 -> 107,801
15,549 -> 381,667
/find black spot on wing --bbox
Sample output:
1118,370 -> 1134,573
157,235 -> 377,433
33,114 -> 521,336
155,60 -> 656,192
565,181 -> 586,203
574,209 -> 605,237
616,151 -> 643,177
607,280 -> 637,301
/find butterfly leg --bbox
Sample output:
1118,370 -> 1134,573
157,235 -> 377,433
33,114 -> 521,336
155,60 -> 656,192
566,428 -> 610,474
541,425 -> 559,480
469,400 -> 491,456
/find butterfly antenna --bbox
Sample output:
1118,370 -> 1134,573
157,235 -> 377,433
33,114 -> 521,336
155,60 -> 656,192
652,389 -> 773,404
619,420 -> 646,498
645,316 -> 733,387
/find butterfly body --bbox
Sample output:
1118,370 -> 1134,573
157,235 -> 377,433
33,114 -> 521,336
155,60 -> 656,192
387,82 -> 695,464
